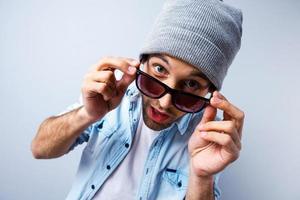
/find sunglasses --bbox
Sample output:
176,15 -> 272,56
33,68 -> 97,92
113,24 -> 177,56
135,68 -> 212,113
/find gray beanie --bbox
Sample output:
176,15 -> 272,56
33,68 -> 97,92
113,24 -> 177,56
139,0 -> 243,90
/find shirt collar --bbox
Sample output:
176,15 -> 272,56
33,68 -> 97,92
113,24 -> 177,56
174,113 -> 194,135
125,82 -> 140,101
170,110 -> 204,136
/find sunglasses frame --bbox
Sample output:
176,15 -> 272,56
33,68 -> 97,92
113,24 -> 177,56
135,68 -> 212,113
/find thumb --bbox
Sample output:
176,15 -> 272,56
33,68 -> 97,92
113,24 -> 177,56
199,105 -> 217,126
189,105 -> 217,157
116,66 -> 137,96
193,105 -> 217,141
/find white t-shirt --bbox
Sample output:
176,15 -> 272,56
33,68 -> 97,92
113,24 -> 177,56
93,112 -> 159,200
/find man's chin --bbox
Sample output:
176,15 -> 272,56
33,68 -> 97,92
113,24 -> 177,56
143,114 -> 172,131
142,107 -> 174,131
141,96 -> 182,131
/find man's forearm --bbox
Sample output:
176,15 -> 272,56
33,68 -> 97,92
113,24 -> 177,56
31,106 -> 97,159
186,169 -> 215,200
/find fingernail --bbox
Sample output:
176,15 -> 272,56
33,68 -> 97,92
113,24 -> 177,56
216,92 -> 223,99
212,97 -> 222,104
200,131 -> 207,137
127,66 -> 136,74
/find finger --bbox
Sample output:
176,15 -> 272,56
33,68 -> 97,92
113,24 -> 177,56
190,127 -> 210,151
116,72 -> 136,96
84,72 -> 117,95
84,81 -> 116,101
192,105 -> 217,149
191,142 -> 214,157
199,121 -> 235,133
98,83 -> 117,101
200,131 -> 240,157
199,105 -> 217,125
89,71 -> 117,90
210,91 -> 242,120
210,91 -> 245,132
198,121 -> 241,149
95,56 -> 140,75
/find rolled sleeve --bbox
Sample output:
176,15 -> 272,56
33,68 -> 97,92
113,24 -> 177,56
213,172 -> 222,200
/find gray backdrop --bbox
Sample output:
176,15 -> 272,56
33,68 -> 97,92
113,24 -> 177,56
1,0 -> 299,199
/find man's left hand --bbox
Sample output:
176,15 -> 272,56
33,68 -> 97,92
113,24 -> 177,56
188,91 -> 245,178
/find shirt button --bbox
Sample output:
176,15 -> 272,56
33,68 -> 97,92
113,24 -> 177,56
98,123 -> 103,129
125,143 -> 129,148
91,185 -> 95,190
177,181 -> 182,188
133,119 -> 137,122
106,165 -> 111,170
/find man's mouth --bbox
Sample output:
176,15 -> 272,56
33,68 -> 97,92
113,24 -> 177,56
146,106 -> 171,123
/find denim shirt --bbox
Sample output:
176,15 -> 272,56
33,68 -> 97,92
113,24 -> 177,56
65,83 -> 221,200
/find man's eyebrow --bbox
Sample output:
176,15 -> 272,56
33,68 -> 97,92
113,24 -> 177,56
149,54 -> 169,65
149,54 -> 210,83
189,70 -> 210,82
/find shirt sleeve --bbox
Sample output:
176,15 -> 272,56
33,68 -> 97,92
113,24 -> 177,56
67,125 -> 93,152
55,94 -> 84,117
213,172 -> 222,200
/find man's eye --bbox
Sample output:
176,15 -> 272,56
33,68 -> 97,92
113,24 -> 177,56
153,65 -> 166,74
184,80 -> 200,89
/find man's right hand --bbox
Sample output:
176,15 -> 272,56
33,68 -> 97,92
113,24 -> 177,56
80,57 -> 140,122
31,56 -> 140,159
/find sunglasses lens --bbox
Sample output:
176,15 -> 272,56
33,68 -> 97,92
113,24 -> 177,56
174,93 -> 207,113
137,73 -> 165,98
136,70 -> 209,113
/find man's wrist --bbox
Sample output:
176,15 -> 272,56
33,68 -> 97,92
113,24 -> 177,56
76,106 -> 100,125
190,175 -> 214,186
189,164 -> 214,186
186,168 -> 214,200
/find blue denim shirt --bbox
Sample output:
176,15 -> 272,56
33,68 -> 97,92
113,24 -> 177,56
65,83 -> 221,200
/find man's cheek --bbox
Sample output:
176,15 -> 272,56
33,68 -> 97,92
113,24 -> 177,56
142,95 -> 154,108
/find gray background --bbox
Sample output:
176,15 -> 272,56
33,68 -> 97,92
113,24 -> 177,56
1,0 -> 299,199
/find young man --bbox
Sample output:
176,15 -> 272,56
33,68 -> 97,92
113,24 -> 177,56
31,0 -> 244,199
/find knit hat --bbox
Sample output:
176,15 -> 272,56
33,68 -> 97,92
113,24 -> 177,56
139,0 -> 243,90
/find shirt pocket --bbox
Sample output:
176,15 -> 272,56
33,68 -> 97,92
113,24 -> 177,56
162,168 -> 188,191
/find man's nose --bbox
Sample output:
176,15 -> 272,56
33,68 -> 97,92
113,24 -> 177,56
158,79 -> 176,110
158,93 -> 172,110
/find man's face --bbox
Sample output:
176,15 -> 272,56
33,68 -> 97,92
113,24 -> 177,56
141,54 -> 211,131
